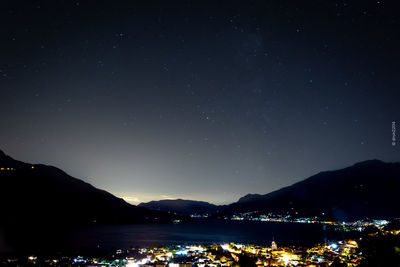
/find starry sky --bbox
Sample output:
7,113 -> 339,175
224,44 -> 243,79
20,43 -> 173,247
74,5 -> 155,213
1,0 -> 399,204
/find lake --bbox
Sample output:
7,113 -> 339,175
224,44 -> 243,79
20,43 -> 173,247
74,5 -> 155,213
0,219 -> 357,253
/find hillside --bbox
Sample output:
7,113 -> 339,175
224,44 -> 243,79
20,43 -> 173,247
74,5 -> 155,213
223,160 -> 400,220
0,150 -> 181,226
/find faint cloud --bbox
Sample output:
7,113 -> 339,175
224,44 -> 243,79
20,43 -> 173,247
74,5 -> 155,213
161,195 -> 175,200
121,196 -> 140,204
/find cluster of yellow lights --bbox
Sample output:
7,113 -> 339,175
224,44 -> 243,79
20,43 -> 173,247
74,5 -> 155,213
0,166 -> 35,170
0,167 -> 14,171
0,165 -> 35,171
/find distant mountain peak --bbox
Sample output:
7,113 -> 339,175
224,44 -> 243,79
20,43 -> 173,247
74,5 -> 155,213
237,193 -> 263,203
351,159 -> 385,167
139,198 -> 221,215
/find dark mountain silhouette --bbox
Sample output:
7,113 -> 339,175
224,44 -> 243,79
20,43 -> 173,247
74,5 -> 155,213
139,199 -> 223,216
222,160 -> 400,220
0,150 -> 182,226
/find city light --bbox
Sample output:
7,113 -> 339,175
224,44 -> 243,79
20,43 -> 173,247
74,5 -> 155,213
4,222 -> 399,266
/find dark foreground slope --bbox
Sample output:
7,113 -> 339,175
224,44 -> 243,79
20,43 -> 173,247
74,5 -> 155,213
224,160 -> 400,220
139,199 -> 223,216
0,150 -> 180,226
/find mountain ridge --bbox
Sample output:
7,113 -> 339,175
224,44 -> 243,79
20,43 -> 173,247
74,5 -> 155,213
0,149 -> 183,226
139,199 -> 223,216
223,159 -> 400,220
2,149 -> 399,222
237,159 -> 391,203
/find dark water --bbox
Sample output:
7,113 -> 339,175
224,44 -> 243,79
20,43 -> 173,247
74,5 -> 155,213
1,219 -> 356,253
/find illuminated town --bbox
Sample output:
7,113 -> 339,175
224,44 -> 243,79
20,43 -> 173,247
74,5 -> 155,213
2,221 -> 399,267
229,212 -> 390,232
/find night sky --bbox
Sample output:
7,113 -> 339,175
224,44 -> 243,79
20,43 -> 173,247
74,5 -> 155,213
1,0 -> 399,204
